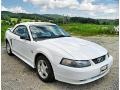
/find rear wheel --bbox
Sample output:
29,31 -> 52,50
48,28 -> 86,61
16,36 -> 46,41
36,55 -> 55,82
6,41 -> 13,55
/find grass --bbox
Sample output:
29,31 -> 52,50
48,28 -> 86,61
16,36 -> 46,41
11,18 -> 31,22
60,23 -> 115,36
21,18 -> 31,22
11,18 -> 18,22
1,21 -> 116,42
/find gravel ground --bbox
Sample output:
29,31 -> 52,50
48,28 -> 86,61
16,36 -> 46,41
1,36 -> 119,90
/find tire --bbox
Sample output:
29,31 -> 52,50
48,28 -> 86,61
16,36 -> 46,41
6,41 -> 13,55
36,55 -> 55,82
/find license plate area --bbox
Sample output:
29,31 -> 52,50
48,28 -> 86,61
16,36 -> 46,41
100,65 -> 108,73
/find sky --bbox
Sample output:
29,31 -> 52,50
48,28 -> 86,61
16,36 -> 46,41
1,0 -> 119,19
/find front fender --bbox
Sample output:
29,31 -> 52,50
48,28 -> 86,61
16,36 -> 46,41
35,47 -> 54,65
33,45 -> 74,69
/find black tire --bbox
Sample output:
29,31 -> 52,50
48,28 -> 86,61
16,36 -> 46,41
6,41 -> 13,55
36,55 -> 55,82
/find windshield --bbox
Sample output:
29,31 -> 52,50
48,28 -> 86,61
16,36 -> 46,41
29,25 -> 70,40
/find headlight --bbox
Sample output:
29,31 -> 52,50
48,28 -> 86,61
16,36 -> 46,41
60,58 -> 91,68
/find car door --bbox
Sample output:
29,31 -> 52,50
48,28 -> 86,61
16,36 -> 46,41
12,25 -> 34,65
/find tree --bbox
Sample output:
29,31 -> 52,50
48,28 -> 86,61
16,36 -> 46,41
114,19 -> 119,25
11,21 -> 16,25
17,17 -> 21,23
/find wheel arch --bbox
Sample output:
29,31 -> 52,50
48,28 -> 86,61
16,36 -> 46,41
34,52 -> 53,68
6,38 -> 10,46
5,38 -> 12,47
35,52 -> 55,82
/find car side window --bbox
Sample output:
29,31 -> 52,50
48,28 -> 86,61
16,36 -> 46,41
13,25 -> 30,40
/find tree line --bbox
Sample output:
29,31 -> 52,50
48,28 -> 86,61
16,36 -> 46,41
1,11 -> 119,26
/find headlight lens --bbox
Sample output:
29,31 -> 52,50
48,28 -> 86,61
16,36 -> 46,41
60,58 -> 91,68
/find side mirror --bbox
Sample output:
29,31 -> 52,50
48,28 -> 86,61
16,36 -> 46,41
20,34 -> 30,40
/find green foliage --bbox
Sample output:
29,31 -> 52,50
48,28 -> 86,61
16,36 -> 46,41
17,17 -> 22,23
70,17 -> 99,24
1,11 -> 53,22
1,11 -> 119,25
60,23 -> 116,36
1,24 -> 10,42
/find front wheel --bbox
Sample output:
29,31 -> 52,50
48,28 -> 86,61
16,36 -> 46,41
6,41 -> 13,55
36,55 -> 55,82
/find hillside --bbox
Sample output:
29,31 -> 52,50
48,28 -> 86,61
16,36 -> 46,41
1,11 -> 118,25
1,11 -> 63,21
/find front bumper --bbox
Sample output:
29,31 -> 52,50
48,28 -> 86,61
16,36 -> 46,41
54,55 -> 113,84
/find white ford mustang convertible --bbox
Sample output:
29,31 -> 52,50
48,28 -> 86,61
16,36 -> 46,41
5,22 -> 113,84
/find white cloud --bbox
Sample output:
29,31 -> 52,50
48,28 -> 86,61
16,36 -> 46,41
1,6 -> 29,13
23,0 -> 117,14
10,7 -> 28,13
70,0 -> 117,14
24,0 -> 79,9
105,8 -> 117,14
23,0 -> 79,10
23,0 -> 118,19
89,12 -> 96,16
1,6 -> 8,11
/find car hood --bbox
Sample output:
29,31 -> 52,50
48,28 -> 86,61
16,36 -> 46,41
38,37 -> 107,60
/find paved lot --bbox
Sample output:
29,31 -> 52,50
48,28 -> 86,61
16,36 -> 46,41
1,36 -> 119,90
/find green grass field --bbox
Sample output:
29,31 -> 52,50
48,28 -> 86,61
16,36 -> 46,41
11,18 -> 31,22
1,21 -> 116,42
60,23 -> 115,36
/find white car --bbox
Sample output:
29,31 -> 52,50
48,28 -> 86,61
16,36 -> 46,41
5,22 -> 113,84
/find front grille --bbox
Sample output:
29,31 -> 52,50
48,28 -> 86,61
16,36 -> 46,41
92,55 -> 106,64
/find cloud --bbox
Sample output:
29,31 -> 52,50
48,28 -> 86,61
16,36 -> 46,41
23,0 -> 117,14
89,12 -> 96,16
9,7 -> 29,13
69,0 -> 117,14
1,6 -> 29,13
1,6 -> 8,11
23,0 -> 118,19
24,0 -> 80,9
